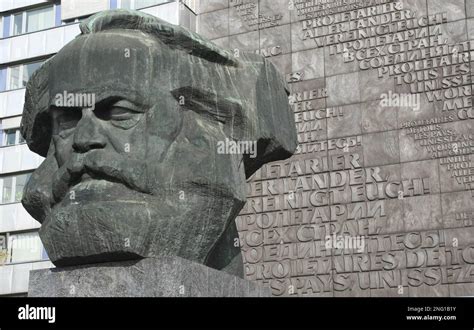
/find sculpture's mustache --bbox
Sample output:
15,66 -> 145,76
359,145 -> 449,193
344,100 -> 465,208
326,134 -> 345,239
52,150 -> 150,203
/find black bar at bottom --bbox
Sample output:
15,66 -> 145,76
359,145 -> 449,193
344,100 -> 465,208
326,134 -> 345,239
0,297 -> 472,329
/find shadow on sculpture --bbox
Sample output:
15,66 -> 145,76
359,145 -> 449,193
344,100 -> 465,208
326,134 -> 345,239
21,9 -> 297,279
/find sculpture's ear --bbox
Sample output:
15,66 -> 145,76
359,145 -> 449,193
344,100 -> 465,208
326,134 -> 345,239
240,54 -> 298,178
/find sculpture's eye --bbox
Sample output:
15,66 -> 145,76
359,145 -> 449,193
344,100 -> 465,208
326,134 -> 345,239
52,109 -> 81,138
171,87 -> 243,126
107,107 -> 137,120
95,100 -> 144,129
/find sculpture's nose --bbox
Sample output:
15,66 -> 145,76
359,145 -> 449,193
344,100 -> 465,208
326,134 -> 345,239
72,109 -> 107,153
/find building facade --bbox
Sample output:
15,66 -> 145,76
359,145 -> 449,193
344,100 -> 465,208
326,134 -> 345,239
0,0 -> 196,296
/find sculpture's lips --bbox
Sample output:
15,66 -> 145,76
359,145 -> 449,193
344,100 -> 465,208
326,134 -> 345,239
71,178 -> 110,190
65,177 -> 148,204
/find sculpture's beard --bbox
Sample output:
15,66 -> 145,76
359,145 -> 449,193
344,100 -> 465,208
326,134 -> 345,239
22,136 -> 247,273
42,182 -> 244,271
51,149 -> 152,205
35,149 -> 245,270
44,149 -> 168,266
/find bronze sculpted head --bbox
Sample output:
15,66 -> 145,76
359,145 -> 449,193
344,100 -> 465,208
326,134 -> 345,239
20,9 -> 297,275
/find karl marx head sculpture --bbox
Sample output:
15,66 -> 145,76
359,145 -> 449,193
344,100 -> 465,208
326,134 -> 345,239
20,10 -> 297,275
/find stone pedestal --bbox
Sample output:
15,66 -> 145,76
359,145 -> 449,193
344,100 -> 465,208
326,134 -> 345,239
28,256 -> 270,297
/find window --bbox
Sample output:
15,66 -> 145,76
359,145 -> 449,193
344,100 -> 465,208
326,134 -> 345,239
8,65 -> 21,90
0,234 -> 5,250
1,177 -> 13,204
0,68 -> 6,91
9,5 -> 57,37
23,61 -> 43,86
18,133 -> 25,144
1,127 -> 26,146
5,129 -> 16,146
1,15 -> 10,39
0,173 -> 32,205
26,6 -> 55,33
13,12 -> 23,36
0,234 -> 6,265
14,175 -> 29,202
7,232 -> 47,264
119,0 -> 169,10
62,15 -> 91,24
120,0 -> 132,9
5,59 -> 46,91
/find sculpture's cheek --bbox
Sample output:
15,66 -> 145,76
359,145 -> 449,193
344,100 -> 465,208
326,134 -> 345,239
52,134 -> 75,168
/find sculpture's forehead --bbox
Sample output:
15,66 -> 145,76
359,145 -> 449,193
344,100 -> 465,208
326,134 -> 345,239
48,30 -> 171,105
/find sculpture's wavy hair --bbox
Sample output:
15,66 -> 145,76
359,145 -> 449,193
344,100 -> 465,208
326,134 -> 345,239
80,9 -> 238,66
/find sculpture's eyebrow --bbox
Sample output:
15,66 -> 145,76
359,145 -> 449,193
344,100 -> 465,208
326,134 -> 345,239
48,90 -> 147,110
171,86 -> 243,124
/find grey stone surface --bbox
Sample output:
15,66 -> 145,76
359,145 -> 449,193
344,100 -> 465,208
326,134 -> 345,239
229,0 -> 258,35
258,0 -> 290,27
360,69 -> 395,102
292,48 -> 325,81
260,25 -> 291,55
362,131 -> 400,166
467,18 -> 474,38
197,0 -> 229,14
468,0 -> 474,18
327,103 -> 362,139
326,72 -> 360,107
198,0 -> 474,297
428,0 -> 466,22
20,9 -> 297,274
28,256 -> 271,297
229,31 -> 259,52
360,100 -> 398,134
197,8 -> 229,39
436,20 -> 468,44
